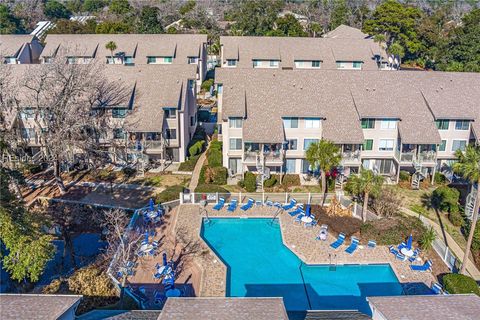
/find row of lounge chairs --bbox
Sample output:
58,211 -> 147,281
212,197 -> 296,212
330,233 -> 360,254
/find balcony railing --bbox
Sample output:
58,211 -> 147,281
342,151 -> 361,163
400,151 -> 415,162
264,152 -> 283,163
243,151 -> 258,163
418,151 -> 436,163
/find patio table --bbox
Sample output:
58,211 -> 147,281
147,211 -> 158,219
400,247 -> 414,257
157,265 -> 172,276
301,216 -> 313,223
138,243 -> 154,255
165,288 -> 181,297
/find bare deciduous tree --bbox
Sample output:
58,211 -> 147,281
19,52 -> 130,194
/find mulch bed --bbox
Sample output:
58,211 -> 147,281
310,205 -> 363,237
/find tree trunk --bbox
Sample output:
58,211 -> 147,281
460,182 -> 480,275
120,276 -> 127,309
362,192 -> 369,223
321,171 -> 327,206
53,159 -> 66,194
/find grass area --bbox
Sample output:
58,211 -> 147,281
133,174 -> 190,188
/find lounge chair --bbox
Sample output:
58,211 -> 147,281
227,199 -> 238,212
408,248 -> 421,263
282,199 -> 297,211
345,237 -> 359,254
274,202 -> 283,209
213,197 -> 225,211
294,213 -> 305,224
265,200 -> 274,207
410,260 -> 432,272
241,198 -> 255,211
288,205 -> 304,217
395,252 -> 406,261
141,239 -> 149,246
316,225 -> 328,241
330,233 -> 346,249
398,242 -> 406,250
389,245 -> 399,255
305,219 -> 318,228
431,282 -> 444,295
368,240 -> 376,249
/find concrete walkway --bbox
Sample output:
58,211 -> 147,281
402,207 -> 480,280
188,141 -> 210,191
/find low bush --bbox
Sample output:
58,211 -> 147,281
443,273 -> 480,295
244,172 -> 257,192
195,184 -> 230,193
156,185 -> 184,203
207,149 -> 223,167
399,170 -> 410,182
410,204 -> 429,216
419,226 -> 436,250
431,186 -> 460,212
263,175 -> 278,188
372,188 -> 402,217
210,140 -> 222,151
448,208 -> 464,227
121,167 -> 136,178
188,140 -> 205,157
360,215 -> 427,246
237,180 -> 245,188
281,174 -> 300,187
24,164 -> 43,175
178,155 -> 200,171
204,166 -> 227,185
434,172 -> 447,184
201,79 -> 214,91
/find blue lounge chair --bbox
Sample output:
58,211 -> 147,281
408,248 -> 421,263
152,240 -> 159,247
288,205 -> 304,217
368,240 -> 376,249
395,252 -> 406,261
227,199 -> 238,212
294,213 -> 305,224
282,199 -> 297,211
345,237 -> 359,254
241,198 -> 255,211
431,282 -> 444,295
305,219 -> 318,228
274,202 -> 283,209
389,245 -> 399,255
330,233 -> 346,249
398,242 -> 406,250
213,197 -> 225,211
265,200 -> 273,207
410,260 -> 432,272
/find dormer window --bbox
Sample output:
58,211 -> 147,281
226,59 -> 237,67
67,57 -> 91,64
164,108 -> 176,119
188,57 -> 199,64
43,57 -> 54,64
4,57 -> 17,64
147,56 -> 173,64
295,60 -> 321,69
336,61 -> 363,70
252,59 -> 280,68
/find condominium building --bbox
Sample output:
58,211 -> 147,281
220,25 -> 392,70
0,35 -> 43,64
216,69 -> 479,185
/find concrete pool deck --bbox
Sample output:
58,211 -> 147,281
174,204 -> 436,297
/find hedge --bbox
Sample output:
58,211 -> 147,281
263,175 -> 277,188
443,273 -> 480,295
207,149 -> 223,167
431,186 -> 460,212
188,140 -> 205,157
155,185 -> 184,203
448,209 -> 464,227
195,184 -> 230,193
244,172 -> 257,192
210,140 -> 222,151
360,215 -> 427,245
178,154 -> 201,171
399,171 -> 410,182
201,79 -> 214,91
281,174 -> 301,187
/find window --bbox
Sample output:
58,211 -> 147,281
166,129 -> 177,140
378,159 -> 394,174
190,115 -> 196,126
147,56 -> 157,64
217,84 -> 223,94
294,60 -> 305,68
363,139 -> 373,151
227,59 -> 237,66
285,159 -> 296,173
305,118 -> 321,129
21,108 -> 35,119
43,57 -> 53,64
286,139 -> 298,150
452,140 -> 466,152
112,108 -> 127,118
188,57 -> 198,64
124,56 -> 134,65
21,128 -> 35,139
229,118 -> 243,128
439,140 -> 446,152
253,60 -> 259,67
113,128 -> 126,139
229,138 -> 242,150
269,60 -> 279,67
311,60 -> 321,68
304,138 -> 319,150
336,61 -> 345,69
435,120 -> 449,130
4,57 -> 16,64
283,117 -> 298,129
455,120 -> 470,130
163,57 -> 173,63
361,119 -> 375,129
352,61 -> 362,69
380,119 -> 397,129
379,139 -> 394,151
106,57 -> 115,64
164,108 -> 176,119
67,57 -> 77,64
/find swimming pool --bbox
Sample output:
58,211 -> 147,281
201,218 -> 403,314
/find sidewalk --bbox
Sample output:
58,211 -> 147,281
402,207 -> 480,280
188,140 -> 210,191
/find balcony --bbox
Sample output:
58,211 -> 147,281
243,151 -> 258,163
418,151 -> 436,163
341,150 -> 361,164
398,146 -> 437,165
264,151 -> 283,164
400,151 -> 415,163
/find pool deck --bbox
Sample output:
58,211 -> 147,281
175,204 -> 437,297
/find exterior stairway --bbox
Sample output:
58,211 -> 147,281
335,174 -> 346,191
411,162 -> 426,190
255,154 -> 270,192
465,184 -> 478,220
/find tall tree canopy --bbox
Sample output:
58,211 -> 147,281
0,4 -> 23,34
136,6 -> 163,34
228,0 -> 283,36
44,0 -> 72,20
267,14 -> 307,37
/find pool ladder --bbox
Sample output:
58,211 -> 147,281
200,207 -> 211,224
270,207 -> 282,225
329,253 -> 337,271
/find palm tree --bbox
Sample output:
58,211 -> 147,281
346,169 -> 384,222
453,145 -> 480,275
305,139 -> 341,205
105,41 -> 117,64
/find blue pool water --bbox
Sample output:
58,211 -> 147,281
201,218 -> 403,314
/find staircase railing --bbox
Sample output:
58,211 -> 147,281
465,185 -> 478,220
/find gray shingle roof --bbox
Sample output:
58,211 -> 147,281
323,24 -> 369,39
42,34 -> 207,64
157,297 -> 289,320
368,294 -> 480,320
0,35 -> 35,57
217,69 -> 480,145
0,294 -> 81,320
220,34 -> 387,70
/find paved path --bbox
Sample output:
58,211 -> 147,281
74,181 -> 163,192
402,207 -> 480,280
188,142 -> 210,191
